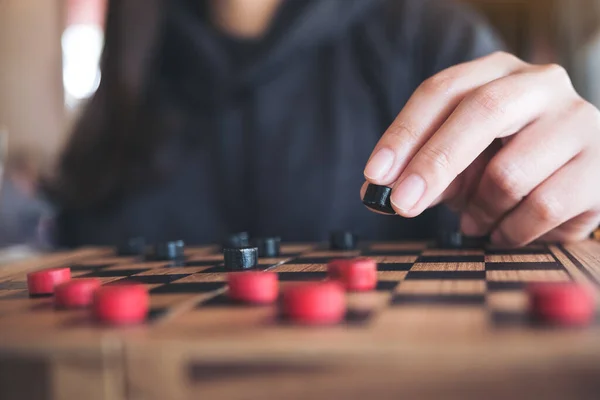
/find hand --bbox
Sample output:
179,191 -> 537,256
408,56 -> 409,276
361,51 -> 600,246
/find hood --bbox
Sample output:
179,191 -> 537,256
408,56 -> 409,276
160,0 -> 383,104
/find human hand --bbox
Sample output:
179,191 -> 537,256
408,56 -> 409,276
361,52 -> 600,246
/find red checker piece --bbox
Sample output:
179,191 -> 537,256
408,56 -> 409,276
27,267 -> 71,296
228,271 -> 278,304
282,281 -> 346,325
529,282 -> 596,326
328,257 -> 377,291
93,284 -> 149,325
55,278 -> 101,308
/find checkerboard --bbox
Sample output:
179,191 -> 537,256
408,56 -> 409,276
1,240 -> 600,400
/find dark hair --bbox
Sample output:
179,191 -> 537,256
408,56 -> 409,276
45,0 -> 170,209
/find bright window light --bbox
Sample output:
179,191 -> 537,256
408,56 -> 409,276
62,24 -> 103,107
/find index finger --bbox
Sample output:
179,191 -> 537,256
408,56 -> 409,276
364,52 -> 524,186
389,65 -> 571,217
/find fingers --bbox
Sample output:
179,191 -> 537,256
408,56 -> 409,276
363,52 -> 525,186
389,64 -> 575,217
491,152 -> 600,246
535,210 -> 600,243
438,140 -> 501,212
360,181 -> 368,200
461,101 -> 589,236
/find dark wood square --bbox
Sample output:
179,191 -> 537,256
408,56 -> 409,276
79,268 -> 151,278
150,282 -> 225,294
390,294 -> 486,306
405,271 -> 486,280
276,272 -> 327,281
377,263 -> 413,272
113,274 -> 190,285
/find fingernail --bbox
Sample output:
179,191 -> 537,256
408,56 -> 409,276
364,148 -> 395,181
391,174 -> 426,212
461,213 -> 480,236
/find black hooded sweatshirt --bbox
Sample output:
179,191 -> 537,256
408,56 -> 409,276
55,0 -> 503,247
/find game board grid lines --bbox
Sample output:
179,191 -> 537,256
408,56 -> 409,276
382,244 -> 578,326
183,256 -> 408,327
4,242 -> 597,330
482,247 -> 585,327
555,244 -> 600,286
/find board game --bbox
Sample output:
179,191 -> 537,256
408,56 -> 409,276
1,238 -> 600,400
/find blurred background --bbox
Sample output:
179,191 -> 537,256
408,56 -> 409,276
1,0 -> 600,253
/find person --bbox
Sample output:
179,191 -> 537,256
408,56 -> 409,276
45,0 -> 600,248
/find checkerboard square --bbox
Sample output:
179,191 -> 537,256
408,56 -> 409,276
69,264 -> 110,272
487,291 -> 528,313
485,262 -> 562,271
375,281 -> 401,291
147,307 -> 169,321
199,294 -> 234,307
485,254 -> 555,263
370,256 -> 419,263
279,264 -> 328,272
377,263 -> 412,272
135,266 -> 209,275
174,273 -> 228,283
421,249 -> 484,257
79,268 -> 151,278
396,280 -> 486,295
411,262 -> 484,272
113,274 -> 190,285
487,281 -> 527,291
406,271 -> 486,280
390,294 -> 485,306
150,282 -> 225,294
486,270 -> 570,282
417,255 -> 484,263
377,271 -> 408,281
485,246 -> 549,255
277,271 -> 327,281
490,311 -> 531,326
